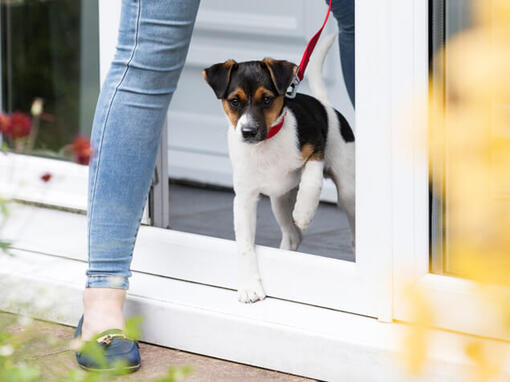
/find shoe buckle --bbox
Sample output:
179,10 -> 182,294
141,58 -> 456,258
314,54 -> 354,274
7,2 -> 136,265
96,333 -> 126,345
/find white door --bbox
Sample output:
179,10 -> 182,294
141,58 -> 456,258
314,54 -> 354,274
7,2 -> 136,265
98,0 -> 391,319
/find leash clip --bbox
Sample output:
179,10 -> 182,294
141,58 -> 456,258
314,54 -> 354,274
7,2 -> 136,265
286,72 -> 301,99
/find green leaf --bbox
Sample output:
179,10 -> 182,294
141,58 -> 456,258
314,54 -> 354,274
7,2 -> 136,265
0,241 -> 11,255
78,341 -> 108,370
0,198 -> 9,217
155,366 -> 193,382
124,316 -> 144,341
0,142 -> 9,153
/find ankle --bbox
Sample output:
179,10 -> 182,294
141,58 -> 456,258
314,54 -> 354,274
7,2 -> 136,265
81,288 -> 126,340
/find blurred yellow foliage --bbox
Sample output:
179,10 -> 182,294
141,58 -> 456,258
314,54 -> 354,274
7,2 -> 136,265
404,0 -> 510,380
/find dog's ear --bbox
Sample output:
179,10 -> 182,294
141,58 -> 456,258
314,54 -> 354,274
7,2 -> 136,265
262,58 -> 298,96
202,60 -> 238,99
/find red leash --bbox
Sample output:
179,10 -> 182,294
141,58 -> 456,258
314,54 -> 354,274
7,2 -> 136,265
266,0 -> 332,140
287,0 -> 332,98
298,0 -> 333,82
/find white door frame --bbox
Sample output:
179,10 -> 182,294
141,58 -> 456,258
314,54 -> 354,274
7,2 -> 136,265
93,0 -> 400,319
1,0 -> 396,319
389,0 -> 510,340
3,0 -> 503,340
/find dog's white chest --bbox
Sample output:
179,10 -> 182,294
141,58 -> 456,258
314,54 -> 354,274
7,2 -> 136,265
228,118 -> 304,197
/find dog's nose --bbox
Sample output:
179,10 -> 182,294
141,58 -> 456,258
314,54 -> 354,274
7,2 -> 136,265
241,127 -> 258,139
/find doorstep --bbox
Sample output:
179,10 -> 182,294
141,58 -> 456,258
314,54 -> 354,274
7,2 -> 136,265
1,248 -> 509,381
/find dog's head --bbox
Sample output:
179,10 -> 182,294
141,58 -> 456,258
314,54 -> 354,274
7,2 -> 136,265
202,59 -> 297,143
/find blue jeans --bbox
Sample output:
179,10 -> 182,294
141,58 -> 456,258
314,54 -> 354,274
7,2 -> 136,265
329,0 -> 355,107
86,0 -> 354,290
86,0 -> 201,289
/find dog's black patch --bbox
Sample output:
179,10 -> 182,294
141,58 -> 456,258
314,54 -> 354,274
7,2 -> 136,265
335,110 -> 355,143
226,61 -> 277,98
204,59 -> 354,147
285,93 -> 329,157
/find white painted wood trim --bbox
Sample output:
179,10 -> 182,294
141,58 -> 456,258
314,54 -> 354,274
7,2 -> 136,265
99,0 -> 121,85
2,0 -> 388,324
2,249 -> 510,382
356,0 -> 394,321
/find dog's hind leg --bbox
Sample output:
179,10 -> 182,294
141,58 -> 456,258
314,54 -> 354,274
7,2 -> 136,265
234,191 -> 266,303
293,160 -> 325,232
270,188 -> 302,251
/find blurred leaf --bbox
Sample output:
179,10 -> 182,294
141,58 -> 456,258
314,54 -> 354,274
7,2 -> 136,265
124,316 -> 144,341
77,341 -> 108,370
154,366 -> 193,382
0,198 -> 9,217
0,241 -> 12,255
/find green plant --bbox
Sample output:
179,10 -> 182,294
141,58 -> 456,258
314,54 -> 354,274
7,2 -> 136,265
0,314 -> 192,382
0,197 -> 11,255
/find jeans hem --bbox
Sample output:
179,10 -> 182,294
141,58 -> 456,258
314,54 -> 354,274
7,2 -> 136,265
86,275 -> 129,290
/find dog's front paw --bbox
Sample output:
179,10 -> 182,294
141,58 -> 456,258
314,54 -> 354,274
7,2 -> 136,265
237,278 -> 266,303
292,208 -> 312,232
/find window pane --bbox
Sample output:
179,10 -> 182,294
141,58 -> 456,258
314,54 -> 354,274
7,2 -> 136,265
429,0 -> 510,278
0,0 -> 99,163
160,1 -> 356,262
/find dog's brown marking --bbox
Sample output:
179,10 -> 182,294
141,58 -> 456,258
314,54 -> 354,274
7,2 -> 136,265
221,100 -> 239,127
254,86 -> 285,130
221,87 -> 248,128
228,87 -> 248,103
201,59 -> 237,98
262,58 -> 277,87
254,86 -> 272,102
262,58 -> 298,95
265,96 -> 284,129
301,143 -> 324,161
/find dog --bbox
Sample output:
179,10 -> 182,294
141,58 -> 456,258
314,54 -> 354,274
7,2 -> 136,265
202,35 -> 355,303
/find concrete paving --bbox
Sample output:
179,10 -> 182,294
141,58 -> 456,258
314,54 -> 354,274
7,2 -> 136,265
169,182 -> 355,262
1,312 -> 314,381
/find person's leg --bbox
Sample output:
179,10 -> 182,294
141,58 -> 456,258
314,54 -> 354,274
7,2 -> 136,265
329,0 -> 355,107
83,0 -> 200,340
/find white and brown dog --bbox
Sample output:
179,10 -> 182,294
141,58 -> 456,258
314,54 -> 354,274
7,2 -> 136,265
203,35 -> 354,303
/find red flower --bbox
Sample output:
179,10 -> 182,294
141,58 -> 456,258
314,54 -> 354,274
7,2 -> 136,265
70,136 -> 93,165
41,172 -> 52,182
0,113 -> 10,134
6,112 -> 31,139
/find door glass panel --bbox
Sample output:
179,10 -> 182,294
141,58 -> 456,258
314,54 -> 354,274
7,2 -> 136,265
160,0 -> 356,262
0,0 -> 99,164
429,0 -> 510,280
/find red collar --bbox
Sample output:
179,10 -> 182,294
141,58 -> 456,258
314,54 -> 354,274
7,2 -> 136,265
264,112 -> 286,141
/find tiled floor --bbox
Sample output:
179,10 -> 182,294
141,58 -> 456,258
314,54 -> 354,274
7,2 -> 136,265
168,183 -> 355,262
0,312 -> 313,382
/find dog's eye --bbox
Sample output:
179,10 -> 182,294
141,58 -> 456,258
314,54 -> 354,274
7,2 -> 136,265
230,98 -> 240,107
262,96 -> 273,105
